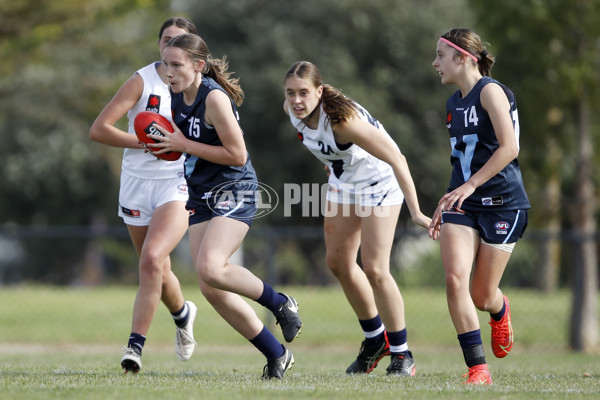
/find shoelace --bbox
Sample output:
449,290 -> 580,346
389,354 -> 406,367
176,325 -> 197,346
122,346 -> 141,356
490,318 -> 510,342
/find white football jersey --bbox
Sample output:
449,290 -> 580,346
289,103 -> 400,194
122,62 -> 184,179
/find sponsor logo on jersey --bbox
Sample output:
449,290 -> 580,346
446,111 -> 452,128
482,196 -> 504,206
121,206 -> 140,217
145,94 -> 161,113
297,131 -> 304,141
495,221 -> 510,235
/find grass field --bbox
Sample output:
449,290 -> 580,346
0,285 -> 598,399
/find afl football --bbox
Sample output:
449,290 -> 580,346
134,111 -> 182,161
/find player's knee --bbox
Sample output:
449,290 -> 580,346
326,253 -> 353,277
444,271 -> 464,293
139,252 -> 165,277
196,259 -> 224,288
471,291 -> 495,311
362,265 -> 387,288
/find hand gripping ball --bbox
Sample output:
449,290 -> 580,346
133,111 -> 182,161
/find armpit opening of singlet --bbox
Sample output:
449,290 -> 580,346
336,141 -> 353,151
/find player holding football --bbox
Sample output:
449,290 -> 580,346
89,17 -> 198,374
429,28 -> 530,384
282,61 -> 430,376
147,33 -> 302,379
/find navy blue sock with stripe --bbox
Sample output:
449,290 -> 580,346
359,315 -> 385,345
171,302 -> 189,328
387,328 -> 409,355
127,333 -> 146,355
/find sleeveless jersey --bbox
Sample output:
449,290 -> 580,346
445,76 -> 530,211
171,76 -> 257,204
123,62 -> 184,179
288,102 -> 400,193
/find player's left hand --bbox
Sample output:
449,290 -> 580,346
146,121 -> 186,154
437,182 -> 476,214
428,205 -> 443,240
412,212 -> 432,230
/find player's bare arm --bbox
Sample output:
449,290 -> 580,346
333,117 -> 431,229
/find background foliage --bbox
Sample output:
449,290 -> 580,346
0,2 -> 597,301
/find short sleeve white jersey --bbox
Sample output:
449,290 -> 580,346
289,103 -> 400,194
122,62 -> 184,179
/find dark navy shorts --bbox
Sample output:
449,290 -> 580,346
187,182 -> 257,227
441,208 -> 528,244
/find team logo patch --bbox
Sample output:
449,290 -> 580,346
495,221 -> 510,235
121,206 -> 140,217
446,111 -> 452,128
215,199 -> 236,210
145,94 -> 161,113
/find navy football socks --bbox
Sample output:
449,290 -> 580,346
128,332 -> 146,355
250,326 -> 285,360
256,283 -> 287,313
359,315 -> 385,345
458,329 -> 486,367
171,302 -> 189,328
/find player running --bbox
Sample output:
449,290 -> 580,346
429,28 -> 530,384
148,33 -> 302,379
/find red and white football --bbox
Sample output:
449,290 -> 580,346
133,111 -> 182,161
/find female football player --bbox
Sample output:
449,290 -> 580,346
89,17 -> 198,374
429,28 -> 530,384
282,61 -> 430,376
147,33 -> 302,379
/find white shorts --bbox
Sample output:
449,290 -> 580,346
326,182 -> 404,207
118,171 -> 188,226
